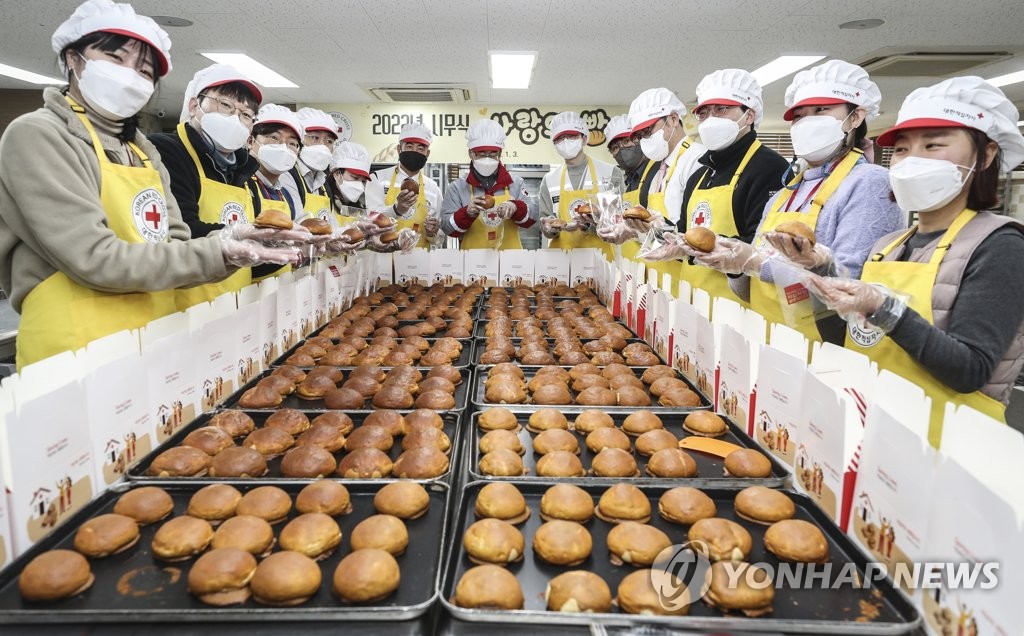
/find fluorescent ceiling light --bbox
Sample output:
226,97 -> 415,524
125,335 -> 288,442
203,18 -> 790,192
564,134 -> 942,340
489,51 -> 536,89
0,63 -> 63,85
200,53 -> 297,88
988,69 -> 1024,87
750,55 -> 825,86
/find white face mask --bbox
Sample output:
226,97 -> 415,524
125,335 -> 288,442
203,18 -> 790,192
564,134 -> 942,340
790,114 -> 849,162
300,145 -> 332,171
555,137 -> 584,160
698,114 -> 744,151
338,178 -> 365,202
639,120 -> 673,162
75,57 -> 154,120
256,143 -> 297,175
474,157 -> 499,177
198,109 -> 250,152
888,156 -> 973,213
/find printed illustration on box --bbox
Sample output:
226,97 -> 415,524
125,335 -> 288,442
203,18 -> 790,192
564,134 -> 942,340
201,376 -> 231,411
27,474 -> 93,542
238,356 -> 258,385
795,443 -> 838,523
101,432 -> 151,485
756,409 -> 794,465
922,582 -> 977,636
719,381 -> 743,422
156,400 -> 192,443
850,492 -> 914,581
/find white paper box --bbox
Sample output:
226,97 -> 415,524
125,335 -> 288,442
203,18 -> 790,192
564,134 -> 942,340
752,345 -> 805,466
610,263 -> 623,318
770,322 -> 809,362
323,260 -> 344,319
85,351 -> 153,487
83,330 -> 138,370
498,250 -> 534,287
570,248 -> 599,287
6,379 -> 94,555
141,331 -> 199,444
717,325 -> 753,430
375,252 -> 394,284
464,249 -> 499,287
673,299 -> 699,384
429,249 -> 465,285
17,352 -> 80,404
197,314 -> 239,411
653,288 -> 672,365
623,261 -> 637,330
677,278 -> 692,305
258,287 -> 279,367
313,267 -> 329,328
693,310 -> 716,401
295,275 -> 314,338
394,248 -> 431,285
276,277 -> 299,352
535,249 -> 571,286
234,301 -> 263,387
0,447 -> 14,567
637,282 -> 651,341
692,288 -> 711,320
872,370 -> 931,440
940,404 -> 1024,518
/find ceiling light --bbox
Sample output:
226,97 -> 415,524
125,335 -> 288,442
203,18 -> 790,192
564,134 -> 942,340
489,51 -> 536,89
839,18 -> 884,30
200,53 -> 297,88
0,63 -> 63,85
988,69 -> 1024,87
750,55 -> 825,86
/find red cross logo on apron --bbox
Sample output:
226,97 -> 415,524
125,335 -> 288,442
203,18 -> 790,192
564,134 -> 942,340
228,211 -> 240,222
693,208 -> 707,225
144,203 -> 162,230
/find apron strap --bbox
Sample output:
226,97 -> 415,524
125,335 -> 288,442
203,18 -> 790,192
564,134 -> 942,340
728,138 -> 762,187
873,209 -> 978,263
67,95 -> 151,168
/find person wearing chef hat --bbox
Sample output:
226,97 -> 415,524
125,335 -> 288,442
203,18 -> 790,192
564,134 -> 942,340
149,63 -> 264,309
327,141 -> 373,224
277,108 -> 339,229
660,70 -> 789,304
365,122 -> 445,248
594,113 -> 657,258
0,0 -> 302,368
807,76 -> 1024,445
538,111 -> 621,256
680,60 -> 904,344
440,119 -> 536,249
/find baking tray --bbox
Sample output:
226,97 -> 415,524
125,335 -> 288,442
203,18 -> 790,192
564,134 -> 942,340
126,409 -> 461,483
472,321 -> 640,340
0,481 -> 450,623
467,410 -> 786,488
473,339 -> 664,366
273,337 -> 475,369
471,366 -> 711,411
440,481 -> 920,634
221,367 -> 470,414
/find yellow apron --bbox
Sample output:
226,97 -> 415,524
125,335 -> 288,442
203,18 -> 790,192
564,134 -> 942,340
548,157 -> 612,259
643,140 -> 691,288
384,168 -> 430,249
681,140 -> 761,306
460,187 -> 523,250
299,168 -> 334,227
173,122 -> 254,310
846,209 -> 1006,447
17,98 -> 177,368
248,177 -> 294,282
621,159 -> 657,262
749,149 -> 862,341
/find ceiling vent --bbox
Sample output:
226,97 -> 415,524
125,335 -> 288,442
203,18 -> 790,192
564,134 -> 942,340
363,83 -> 474,103
861,51 -> 1011,77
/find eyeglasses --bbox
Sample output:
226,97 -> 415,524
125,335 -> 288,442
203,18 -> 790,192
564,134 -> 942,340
694,104 -> 740,121
608,138 -> 636,156
257,132 -> 301,152
473,150 -> 501,159
303,132 -> 336,149
629,119 -> 664,142
198,93 -> 256,126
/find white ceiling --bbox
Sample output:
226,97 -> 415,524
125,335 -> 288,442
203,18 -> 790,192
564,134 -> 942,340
1,0 -> 1023,132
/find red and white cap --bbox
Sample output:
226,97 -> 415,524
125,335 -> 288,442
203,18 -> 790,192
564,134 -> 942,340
255,104 -> 304,139
53,0 -> 173,76
877,76 -> 1024,171
180,63 -> 262,122
604,114 -> 632,145
550,111 -> 588,141
628,88 -> 685,133
297,108 -> 339,138
330,141 -> 371,178
784,60 -> 880,122
694,69 -> 763,126
466,119 -> 505,151
399,122 -> 433,146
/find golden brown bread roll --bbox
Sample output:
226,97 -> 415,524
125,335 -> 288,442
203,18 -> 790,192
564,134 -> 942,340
253,207 -> 292,229
773,220 -> 816,246
684,226 -> 716,252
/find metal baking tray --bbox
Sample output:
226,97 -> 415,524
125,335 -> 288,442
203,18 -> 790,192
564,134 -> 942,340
473,339 -> 664,366
0,481 -> 449,623
440,481 -> 920,634
273,337 -> 475,369
126,409 -> 461,483
221,367 -> 470,414
471,366 -> 711,411
472,321 -> 640,340
467,410 -> 786,488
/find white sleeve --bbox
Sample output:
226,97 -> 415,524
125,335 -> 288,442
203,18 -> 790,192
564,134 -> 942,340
665,142 -> 707,224
364,169 -> 392,216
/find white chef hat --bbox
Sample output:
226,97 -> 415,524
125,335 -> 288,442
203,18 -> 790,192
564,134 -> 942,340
297,107 -> 339,138
784,60 -> 881,121
330,141 -> 371,178
877,76 -> 1024,172
179,64 -> 262,122
628,88 -> 686,133
466,119 -> 506,151
255,103 -> 304,139
550,111 -> 589,141
399,122 -> 433,146
694,69 -> 763,126
52,0 -> 172,77
604,114 -> 632,145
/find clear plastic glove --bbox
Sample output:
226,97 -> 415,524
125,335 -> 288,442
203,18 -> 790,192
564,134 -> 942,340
764,231 -> 833,270
423,215 -> 440,237
597,223 -> 639,245
541,217 -> 564,239
494,201 -> 518,220
805,275 -> 907,334
466,196 -> 488,217
221,235 -> 302,268
356,211 -> 395,237
394,190 -> 417,215
624,214 -> 668,236
636,230 -> 690,261
396,228 -> 419,252
324,227 -> 366,255
229,221 -> 315,245
689,236 -> 764,276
